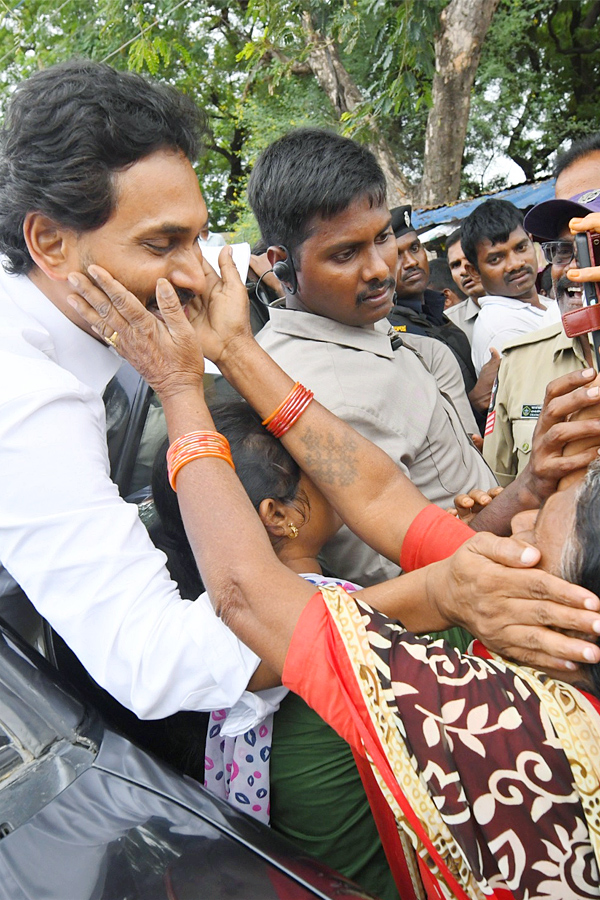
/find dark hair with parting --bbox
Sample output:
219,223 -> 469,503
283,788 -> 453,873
554,133 -> 600,180
247,128 -> 387,266
0,58 -> 207,275
460,199 -> 526,269
428,257 -> 466,299
561,458 -> 600,699
152,399 -> 305,598
446,227 -> 463,252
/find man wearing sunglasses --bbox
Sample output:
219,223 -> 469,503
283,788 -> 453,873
481,186 -> 599,485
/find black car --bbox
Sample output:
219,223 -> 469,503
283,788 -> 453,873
0,607 -> 376,899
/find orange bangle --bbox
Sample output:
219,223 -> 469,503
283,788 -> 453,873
262,383 -> 314,438
262,382 -> 301,426
166,431 -> 235,491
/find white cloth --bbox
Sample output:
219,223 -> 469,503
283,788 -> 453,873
0,267 -> 263,720
198,231 -> 226,247
203,574 -> 362,825
471,294 -> 558,374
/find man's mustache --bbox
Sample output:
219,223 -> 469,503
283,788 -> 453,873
505,267 -> 534,283
147,286 -> 196,309
356,277 -> 395,305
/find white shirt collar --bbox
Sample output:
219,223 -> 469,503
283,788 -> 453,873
0,265 -> 121,394
478,294 -> 551,316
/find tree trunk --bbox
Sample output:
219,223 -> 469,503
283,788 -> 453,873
417,0 -> 500,208
301,13 -> 411,207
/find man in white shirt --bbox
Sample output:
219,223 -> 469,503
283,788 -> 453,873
461,199 -> 556,374
0,59 -> 274,723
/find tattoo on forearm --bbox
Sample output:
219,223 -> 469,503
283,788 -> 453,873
298,426 -> 358,487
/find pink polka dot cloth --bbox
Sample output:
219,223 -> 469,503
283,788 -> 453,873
204,574 -> 361,825
204,709 -> 273,824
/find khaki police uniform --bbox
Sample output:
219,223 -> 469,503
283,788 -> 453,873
257,307 -> 495,586
483,321 -> 590,486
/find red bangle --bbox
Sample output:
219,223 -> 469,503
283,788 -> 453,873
166,431 -> 235,491
400,505 -> 473,571
262,383 -> 314,438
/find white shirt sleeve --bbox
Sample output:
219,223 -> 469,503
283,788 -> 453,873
0,368 -> 261,720
471,317 -> 496,375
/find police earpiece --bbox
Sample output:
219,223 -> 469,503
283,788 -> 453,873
272,246 -> 298,294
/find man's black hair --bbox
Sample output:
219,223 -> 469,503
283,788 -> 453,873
539,264 -> 553,297
554,133 -> 600,180
428,257 -> 465,299
461,199 -> 525,269
247,128 -> 387,265
0,58 -> 207,274
561,459 -> 600,699
446,227 -> 463,252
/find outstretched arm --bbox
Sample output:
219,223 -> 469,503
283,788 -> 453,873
472,369 -> 600,534
67,265 -> 600,674
193,249 -> 600,545
189,246 -> 433,561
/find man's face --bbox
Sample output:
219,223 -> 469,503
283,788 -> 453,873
394,231 -> 429,298
512,480 -> 600,684
553,225 -> 581,314
447,239 -> 485,300
556,151 -> 600,200
75,149 -> 209,318
474,226 -> 538,299
511,484 -> 578,576
293,196 -> 397,327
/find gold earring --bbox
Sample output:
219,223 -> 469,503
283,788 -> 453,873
287,523 -> 299,539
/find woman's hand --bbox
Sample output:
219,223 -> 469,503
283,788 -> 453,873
449,486 -> 503,523
427,531 -> 600,672
67,266 -> 204,401
189,244 -> 255,366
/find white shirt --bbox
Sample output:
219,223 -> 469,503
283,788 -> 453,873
471,294 -> 558,374
0,267 -> 270,721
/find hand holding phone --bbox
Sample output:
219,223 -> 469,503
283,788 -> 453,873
574,231 -> 600,305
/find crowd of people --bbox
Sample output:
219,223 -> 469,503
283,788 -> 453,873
2,57 -> 600,899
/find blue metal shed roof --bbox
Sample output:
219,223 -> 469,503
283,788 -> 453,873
411,177 -> 556,229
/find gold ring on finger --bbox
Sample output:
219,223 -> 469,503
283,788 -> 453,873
105,330 -> 119,350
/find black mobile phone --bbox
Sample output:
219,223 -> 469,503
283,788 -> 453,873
574,231 -> 600,305
574,232 -> 600,370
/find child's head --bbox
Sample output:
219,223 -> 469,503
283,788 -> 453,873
152,399 -> 340,593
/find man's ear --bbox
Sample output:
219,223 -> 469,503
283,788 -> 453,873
23,211 -> 77,281
266,245 -> 286,269
442,288 -> 456,308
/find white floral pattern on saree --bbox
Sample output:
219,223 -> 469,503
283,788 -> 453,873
319,586 -> 600,900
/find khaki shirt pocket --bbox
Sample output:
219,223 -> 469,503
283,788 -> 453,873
513,418 -> 537,475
